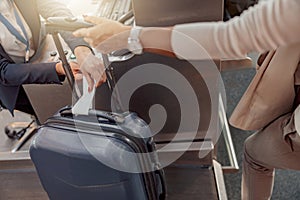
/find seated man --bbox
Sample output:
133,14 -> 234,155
0,0 -> 106,116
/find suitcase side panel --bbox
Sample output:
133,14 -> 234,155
30,126 -> 148,200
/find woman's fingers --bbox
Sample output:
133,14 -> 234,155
82,71 -> 95,92
74,73 -> 83,81
74,25 -> 107,47
73,28 -> 89,38
95,72 -> 107,88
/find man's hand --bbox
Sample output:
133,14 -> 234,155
73,16 -> 131,54
55,62 -> 82,80
74,46 -> 106,91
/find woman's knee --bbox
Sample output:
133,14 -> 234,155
243,134 -> 274,174
243,134 -> 257,159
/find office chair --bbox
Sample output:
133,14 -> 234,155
4,119 -> 37,153
2,86 -> 38,152
5,119 -> 35,139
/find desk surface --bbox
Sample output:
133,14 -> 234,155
0,159 -> 219,200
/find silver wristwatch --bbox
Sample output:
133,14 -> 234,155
127,26 -> 143,55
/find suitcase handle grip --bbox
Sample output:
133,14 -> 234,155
60,107 -> 125,123
89,110 -> 125,123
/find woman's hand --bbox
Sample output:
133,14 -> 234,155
73,16 -> 131,54
74,46 -> 107,91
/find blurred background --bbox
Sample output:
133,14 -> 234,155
1,0 -> 299,199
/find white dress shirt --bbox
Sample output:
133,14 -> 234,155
0,0 -> 35,63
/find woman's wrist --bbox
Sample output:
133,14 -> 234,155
139,27 -> 174,56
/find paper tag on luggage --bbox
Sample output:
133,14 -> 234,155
72,77 -> 95,115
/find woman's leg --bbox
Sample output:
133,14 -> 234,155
241,113 -> 300,200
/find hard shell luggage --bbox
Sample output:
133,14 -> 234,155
29,19 -> 166,200
30,108 -> 166,200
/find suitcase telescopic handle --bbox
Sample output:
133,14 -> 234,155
51,33 -> 80,96
45,17 -> 94,100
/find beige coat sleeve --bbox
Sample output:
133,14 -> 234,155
171,0 -> 300,59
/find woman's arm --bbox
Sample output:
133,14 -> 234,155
170,0 -> 300,59
0,56 -> 83,86
74,0 -> 300,59
0,57 -> 61,86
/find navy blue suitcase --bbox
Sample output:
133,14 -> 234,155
30,107 -> 166,200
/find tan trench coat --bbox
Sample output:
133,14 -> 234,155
229,43 -> 300,131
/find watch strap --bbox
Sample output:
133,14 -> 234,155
127,26 -> 143,55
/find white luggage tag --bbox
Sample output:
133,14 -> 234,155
72,77 -> 95,115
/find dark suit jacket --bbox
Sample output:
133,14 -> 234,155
0,0 -> 87,113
